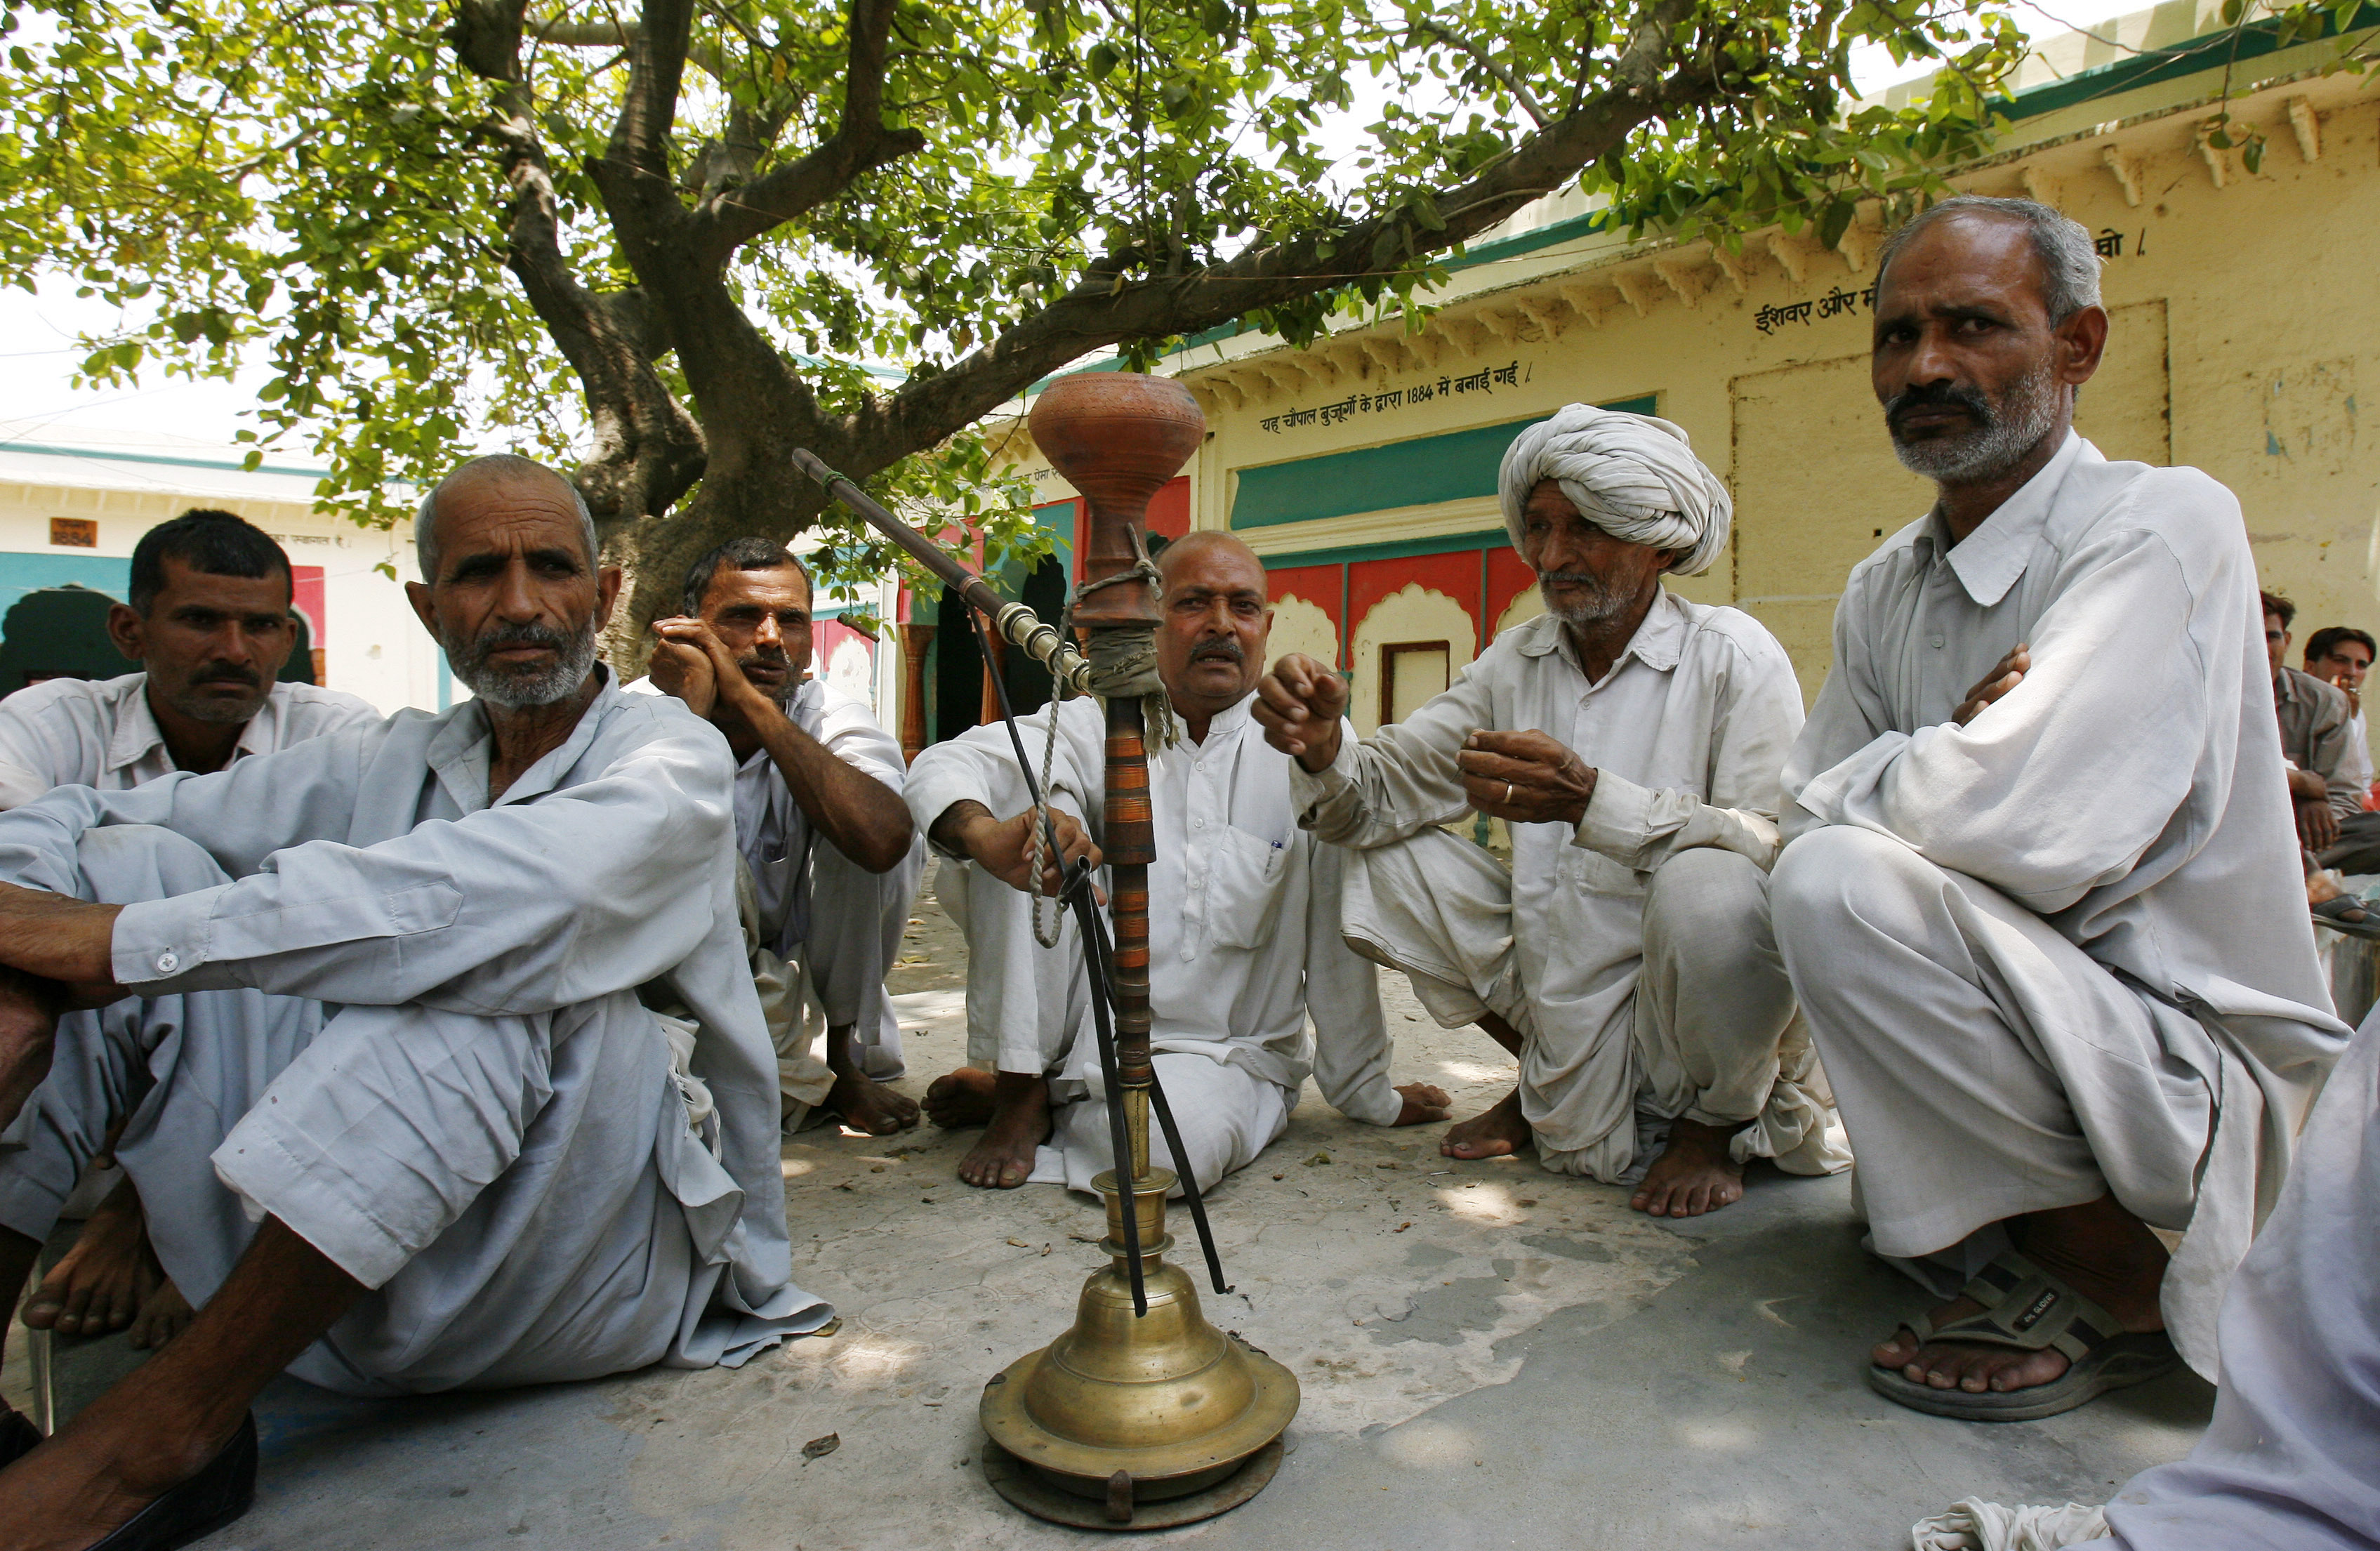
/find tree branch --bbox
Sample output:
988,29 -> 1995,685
691,0 -> 923,268
536,19 -> 727,80
606,0 -> 696,182
1411,21 -> 1551,128
856,0 -> 1717,471
449,0 -> 529,81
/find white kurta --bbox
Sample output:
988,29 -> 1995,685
1292,593 -> 1812,1178
0,671 -> 381,808
905,692 -> 1404,1151
0,671 -> 824,1387
625,675 -> 922,1088
1775,433 -> 2346,1375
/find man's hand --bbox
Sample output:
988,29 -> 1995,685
0,883 -> 123,991
1457,730 -> 1596,827
1252,653 -> 1349,772
1953,643 -> 2030,727
933,801 -> 1101,897
2298,796 -> 2341,853
652,617 -> 778,720
646,619 -> 719,718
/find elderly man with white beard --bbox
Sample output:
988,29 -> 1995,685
0,455 -> 824,1550
1767,197 -> 2344,1420
1255,406 -> 1848,1216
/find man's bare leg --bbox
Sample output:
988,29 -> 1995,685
824,1024 -> 918,1137
0,1216 -> 364,1550
922,1069 -> 1050,1189
1870,1194 -> 2169,1394
1630,1117 -> 1747,1218
20,1175 -> 171,1338
1441,1012 -> 1533,1160
1,1229 -> 39,1441
0,968 -> 61,1135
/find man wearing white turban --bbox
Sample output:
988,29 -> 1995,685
1254,404 -> 1848,1214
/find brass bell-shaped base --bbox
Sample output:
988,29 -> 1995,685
980,1166 -> 1298,1526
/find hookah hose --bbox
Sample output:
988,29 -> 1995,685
965,607 -> 1232,1309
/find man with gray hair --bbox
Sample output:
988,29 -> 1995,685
1255,404 -> 1846,1215
1766,197 -> 2344,1420
0,454 -> 825,1545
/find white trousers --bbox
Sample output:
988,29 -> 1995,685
0,826 -> 715,1397
936,862 -> 1292,1196
1770,826 -> 2214,1269
1340,829 -> 1846,1180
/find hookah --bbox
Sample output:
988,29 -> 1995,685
792,371 -> 1298,1529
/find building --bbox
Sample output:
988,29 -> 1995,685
0,423 -> 446,712
915,0 -> 2378,757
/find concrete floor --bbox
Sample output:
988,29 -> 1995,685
7,859 -> 2212,1549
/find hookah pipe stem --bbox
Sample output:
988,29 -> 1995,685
790,450 -> 1093,694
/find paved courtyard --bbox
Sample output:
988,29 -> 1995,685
6,859 -> 2211,1548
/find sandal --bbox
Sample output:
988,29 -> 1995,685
0,1406 -> 40,1467
1867,1250 -> 2179,1422
2313,895 -> 2380,941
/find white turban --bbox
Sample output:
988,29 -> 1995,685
1497,403 -> 1733,576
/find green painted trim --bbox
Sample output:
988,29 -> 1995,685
1260,529 -> 1507,570
0,439 -> 343,482
1229,394 -> 1658,531
1988,3 -> 2380,121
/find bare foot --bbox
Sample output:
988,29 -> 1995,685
1441,1088 -> 1531,1160
22,1175 -> 161,1337
1871,1194 -> 2169,1395
1630,1117 -> 1745,1218
826,1070 -> 919,1137
923,1066 -> 997,1129
0,965 -> 62,1133
128,1281 -> 195,1352
1391,1083 -> 1453,1126
927,1069 -> 1052,1189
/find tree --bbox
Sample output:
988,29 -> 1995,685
1,0 -> 2036,653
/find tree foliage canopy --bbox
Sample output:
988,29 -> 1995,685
0,0 -> 2054,633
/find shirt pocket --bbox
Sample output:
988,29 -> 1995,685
1557,840 -> 1646,900
1202,824 -> 1292,950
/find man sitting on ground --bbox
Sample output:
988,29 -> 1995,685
2300,624 -> 2380,880
1766,197 -> 2343,1420
0,510 -> 378,1349
909,531 -> 1449,1192
0,455 -> 824,1546
640,538 -> 920,1137
1255,404 -> 1846,1217
2265,590 -> 2362,853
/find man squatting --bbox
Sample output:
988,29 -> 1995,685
0,194 -> 2364,1545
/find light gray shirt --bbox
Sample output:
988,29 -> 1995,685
0,671 -> 798,1328
0,671 -> 381,809
1783,433 -> 2346,1342
2273,664 -> 2363,820
906,690 -> 1401,1123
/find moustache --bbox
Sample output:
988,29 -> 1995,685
1885,381 -> 1994,433
1539,572 -> 1601,588
471,621 -> 571,659
1190,639 -> 1245,664
190,667 -> 262,689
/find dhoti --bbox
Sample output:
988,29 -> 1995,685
1769,825 -> 2234,1365
0,826 -> 827,1396
935,861 -> 1293,1196
1337,826 -> 1846,1180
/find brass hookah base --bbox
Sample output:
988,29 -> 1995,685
979,1163 -> 1300,1529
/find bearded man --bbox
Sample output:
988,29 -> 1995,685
635,538 -> 921,1137
0,510 -> 378,1352
909,532 -> 1449,1192
0,455 -> 823,1547
1255,405 -> 1846,1216
1767,197 -> 2343,1420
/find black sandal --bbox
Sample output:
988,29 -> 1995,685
0,1406 -> 40,1467
2313,895 -> 2380,941
1868,1250 -> 2179,1422
83,1412 -> 256,1551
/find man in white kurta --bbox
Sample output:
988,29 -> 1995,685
911,532 -> 1448,1192
0,456 -> 823,1546
1766,197 -> 2343,1419
1257,405 -> 1845,1215
635,538 -> 921,1135
0,509 -> 379,1348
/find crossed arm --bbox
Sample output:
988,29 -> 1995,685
0,887 -> 123,1131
